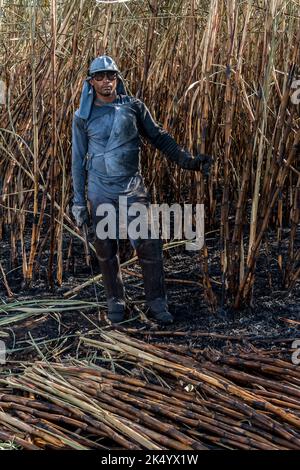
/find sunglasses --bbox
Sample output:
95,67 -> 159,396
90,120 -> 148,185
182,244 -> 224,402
91,71 -> 118,81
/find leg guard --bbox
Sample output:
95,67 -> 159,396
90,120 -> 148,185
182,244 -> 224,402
135,238 -> 173,324
94,238 -> 126,323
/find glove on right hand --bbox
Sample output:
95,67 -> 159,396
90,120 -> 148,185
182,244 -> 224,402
72,205 -> 89,227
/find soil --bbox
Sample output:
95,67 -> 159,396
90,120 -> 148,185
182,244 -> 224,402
0,226 -> 299,363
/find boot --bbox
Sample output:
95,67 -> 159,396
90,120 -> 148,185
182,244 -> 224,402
94,238 -> 126,323
136,238 -> 174,325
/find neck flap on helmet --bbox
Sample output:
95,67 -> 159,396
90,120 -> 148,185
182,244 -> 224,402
77,55 -> 127,120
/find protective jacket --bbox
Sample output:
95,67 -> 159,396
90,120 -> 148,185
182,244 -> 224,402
72,94 -> 194,206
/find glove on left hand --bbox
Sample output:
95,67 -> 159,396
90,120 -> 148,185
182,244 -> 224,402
178,151 -> 213,175
194,153 -> 213,176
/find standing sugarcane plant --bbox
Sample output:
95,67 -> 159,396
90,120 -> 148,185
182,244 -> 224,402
26,0 -> 39,285
0,0 -> 299,311
48,0 -> 57,288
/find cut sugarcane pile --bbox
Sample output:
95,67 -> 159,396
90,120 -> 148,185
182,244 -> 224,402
1,330 -> 300,450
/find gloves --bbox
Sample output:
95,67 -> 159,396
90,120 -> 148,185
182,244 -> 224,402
72,204 -> 89,227
177,150 -> 213,175
194,153 -> 213,176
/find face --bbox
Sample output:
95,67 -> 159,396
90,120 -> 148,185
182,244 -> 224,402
90,71 -> 118,98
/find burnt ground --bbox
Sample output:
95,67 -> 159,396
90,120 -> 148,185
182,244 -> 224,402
0,224 -> 299,364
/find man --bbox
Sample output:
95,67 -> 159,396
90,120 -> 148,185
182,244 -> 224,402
72,55 -> 211,325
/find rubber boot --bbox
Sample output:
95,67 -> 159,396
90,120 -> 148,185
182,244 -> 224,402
136,238 -> 174,325
94,238 -> 126,323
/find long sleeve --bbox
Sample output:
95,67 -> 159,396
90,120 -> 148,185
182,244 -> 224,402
72,113 -> 88,205
135,99 -> 195,168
